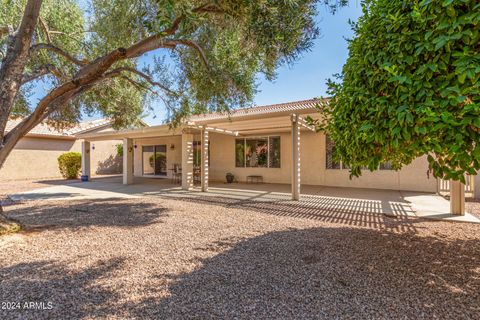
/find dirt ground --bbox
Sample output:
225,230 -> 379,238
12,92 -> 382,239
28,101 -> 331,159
0,179 -> 479,319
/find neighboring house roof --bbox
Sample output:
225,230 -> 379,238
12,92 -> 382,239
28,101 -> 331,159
5,118 -> 114,139
189,98 -> 323,123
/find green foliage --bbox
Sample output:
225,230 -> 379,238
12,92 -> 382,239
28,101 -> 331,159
2,0 -> 346,131
57,151 -> 82,179
149,152 -> 166,168
116,144 -> 123,157
317,0 -> 480,182
1,0 -> 85,125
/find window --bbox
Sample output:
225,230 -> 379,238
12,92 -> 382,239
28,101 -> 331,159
142,145 -> 167,176
235,136 -> 281,168
326,135 -> 394,170
326,135 -> 341,169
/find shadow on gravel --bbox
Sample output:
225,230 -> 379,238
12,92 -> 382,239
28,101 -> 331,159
156,194 -> 419,233
6,200 -> 168,232
0,258 -> 126,320
128,227 -> 479,319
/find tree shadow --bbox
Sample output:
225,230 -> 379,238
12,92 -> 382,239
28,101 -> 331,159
125,227 -> 480,319
5,199 -> 168,232
96,154 -> 122,175
0,258 -> 126,320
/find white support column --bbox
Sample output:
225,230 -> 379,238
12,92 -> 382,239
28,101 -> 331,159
291,114 -> 301,201
201,129 -> 209,192
474,172 -> 480,200
123,138 -> 134,185
81,140 -> 91,181
182,132 -> 194,190
450,180 -> 465,215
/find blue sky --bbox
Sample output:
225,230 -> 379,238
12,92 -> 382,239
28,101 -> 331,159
253,2 -> 362,106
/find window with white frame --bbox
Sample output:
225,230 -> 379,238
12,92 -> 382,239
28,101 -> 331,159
235,136 -> 281,168
326,135 -> 393,170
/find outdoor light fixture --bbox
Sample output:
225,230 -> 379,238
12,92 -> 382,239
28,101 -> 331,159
91,144 -> 95,150
134,144 -> 137,149
170,144 -> 175,150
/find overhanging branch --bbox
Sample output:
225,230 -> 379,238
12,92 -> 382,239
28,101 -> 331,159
30,43 -> 88,66
166,39 -> 210,69
106,67 -> 176,95
21,64 -> 66,83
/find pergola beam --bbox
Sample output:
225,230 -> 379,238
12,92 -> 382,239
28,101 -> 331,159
296,115 -> 316,132
187,122 -> 239,136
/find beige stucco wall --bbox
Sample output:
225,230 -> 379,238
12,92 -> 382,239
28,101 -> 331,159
0,136 -> 121,181
90,140 -> 123,175
208,131 -> 437,193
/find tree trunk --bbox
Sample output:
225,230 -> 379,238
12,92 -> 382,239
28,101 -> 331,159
0,0 -> 43,140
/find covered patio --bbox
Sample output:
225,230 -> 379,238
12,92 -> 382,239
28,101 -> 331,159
75,101 -> 473,220
78,110 -> 316,201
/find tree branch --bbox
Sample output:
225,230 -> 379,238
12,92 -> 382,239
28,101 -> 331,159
166,39 -> 210,69
124,3 -> 221,59
21,64 -> 66,83
0,0 -> 43,146
105,67 -> 176,95
38,17 -> 52,43
0,26 -> 13,38
29,43 -> 88,66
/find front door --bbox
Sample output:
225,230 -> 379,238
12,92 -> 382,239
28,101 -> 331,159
142,145 -> 167,176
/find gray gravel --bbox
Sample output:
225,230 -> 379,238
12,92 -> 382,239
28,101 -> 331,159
0,195 -> 479,319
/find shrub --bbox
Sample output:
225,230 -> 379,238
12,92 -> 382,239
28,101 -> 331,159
116,143 -> 123,157
58,152 -> 82,179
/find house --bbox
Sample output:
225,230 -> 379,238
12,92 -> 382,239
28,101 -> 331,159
0,118 -> 128,181
77,99 -> 438,197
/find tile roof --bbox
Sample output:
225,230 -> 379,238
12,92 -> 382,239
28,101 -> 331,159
5,118 -> 113,138
189,98 -> 324,122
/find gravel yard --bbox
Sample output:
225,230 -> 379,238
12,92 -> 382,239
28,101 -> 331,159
0,191 -> 479,320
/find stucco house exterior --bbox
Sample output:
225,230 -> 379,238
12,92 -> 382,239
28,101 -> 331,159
0,118 -> 125,181
78,99 -> 440,198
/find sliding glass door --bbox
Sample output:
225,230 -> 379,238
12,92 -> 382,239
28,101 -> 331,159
142,145 -> 167,176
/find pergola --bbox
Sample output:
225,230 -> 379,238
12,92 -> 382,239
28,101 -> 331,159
78,112 -> 316,201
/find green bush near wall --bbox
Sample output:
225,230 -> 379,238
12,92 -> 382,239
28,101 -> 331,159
58,152 -> 82,179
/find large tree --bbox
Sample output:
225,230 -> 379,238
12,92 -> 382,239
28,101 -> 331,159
0,0 -> 348,166
315,0 -> 480,183
0,0 -> 345,228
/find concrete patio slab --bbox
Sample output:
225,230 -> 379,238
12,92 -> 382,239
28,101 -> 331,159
403,192 -> 480,224
8,176 -> 479,224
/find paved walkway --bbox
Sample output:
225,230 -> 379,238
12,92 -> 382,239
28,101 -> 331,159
9,176 -> 480,224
